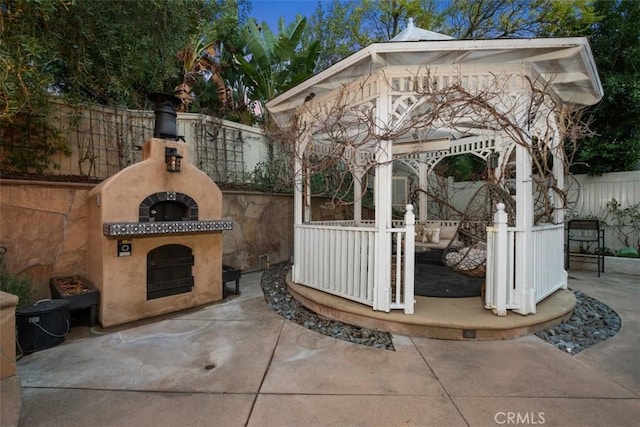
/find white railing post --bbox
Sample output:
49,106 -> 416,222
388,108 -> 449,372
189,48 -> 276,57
485,227 -> 495,310
403,205 -> 415,314
493,203 -> 509,316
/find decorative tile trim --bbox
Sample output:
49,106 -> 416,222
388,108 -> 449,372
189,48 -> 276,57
102,220 -> 233,237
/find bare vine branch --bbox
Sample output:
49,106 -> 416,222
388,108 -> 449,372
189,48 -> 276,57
268,69 -> 594,224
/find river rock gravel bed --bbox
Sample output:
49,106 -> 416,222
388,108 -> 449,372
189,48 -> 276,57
261,263 -> 621,355
261,263 -> 395,350
535,288 -> 621,355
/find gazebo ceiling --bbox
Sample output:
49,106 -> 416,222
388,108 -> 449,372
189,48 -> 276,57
267,37 -> 603,128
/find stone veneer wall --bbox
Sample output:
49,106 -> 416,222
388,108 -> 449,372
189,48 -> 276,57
220,193 -> 367,270
0,179 -> 371,300
222,192 -> 293,271
0,180 -> 91,301
0,179 -> 295,299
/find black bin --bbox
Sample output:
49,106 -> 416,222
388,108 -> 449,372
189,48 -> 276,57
16,299 -> 70,353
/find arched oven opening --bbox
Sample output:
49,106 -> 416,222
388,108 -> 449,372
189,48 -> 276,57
149,201 -> 188,222
139,192 -> 198,222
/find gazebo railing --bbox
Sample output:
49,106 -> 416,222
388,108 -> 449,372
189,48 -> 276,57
293,208 -> 415,314
309,220 -> 376,227
485,221 -> 518,316
294,223 -> 378,307
531,223 -> 566,302
486,204 -> 567,316
299,204 -> 565,317
389,211 -> 415,313
312,219 -> 459,228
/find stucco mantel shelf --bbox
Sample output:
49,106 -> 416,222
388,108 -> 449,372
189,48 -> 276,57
102,220 -> 233,237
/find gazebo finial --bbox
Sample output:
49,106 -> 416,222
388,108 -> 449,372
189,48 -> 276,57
390,18 -> 454,41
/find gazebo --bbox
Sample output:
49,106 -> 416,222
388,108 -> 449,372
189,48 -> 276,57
266,21 -> 603,317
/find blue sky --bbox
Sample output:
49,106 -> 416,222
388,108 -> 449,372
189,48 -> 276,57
249,0 -> 328,30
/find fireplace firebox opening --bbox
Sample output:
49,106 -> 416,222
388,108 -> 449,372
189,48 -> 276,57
150,201 -> 186,221
139,192 -> 198,222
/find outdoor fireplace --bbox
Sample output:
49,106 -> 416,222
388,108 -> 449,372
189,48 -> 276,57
86,97 -> 232,327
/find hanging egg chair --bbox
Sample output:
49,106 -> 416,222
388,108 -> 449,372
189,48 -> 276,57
442,182 -> 515,277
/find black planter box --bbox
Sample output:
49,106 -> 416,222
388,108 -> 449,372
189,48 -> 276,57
50,276 -> 100,326
222,265 -> 241,297
16,299 -> 70,353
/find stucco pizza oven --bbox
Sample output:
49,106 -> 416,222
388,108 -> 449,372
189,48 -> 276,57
86,94 -> 232,327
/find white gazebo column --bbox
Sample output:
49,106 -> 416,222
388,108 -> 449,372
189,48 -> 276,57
514,139 -> 536,315
353,148 -> 365,224
293,131 -> 310,282
550,122 -> 568,289
418,154 -> 428,221
373,78 -> 392,312
550,121 -> 564,225
304,162 -> 312,222
373,139 -> 393,311
353,166 -> 364,224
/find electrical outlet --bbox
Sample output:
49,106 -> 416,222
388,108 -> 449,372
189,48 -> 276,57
28,316 -> 40,324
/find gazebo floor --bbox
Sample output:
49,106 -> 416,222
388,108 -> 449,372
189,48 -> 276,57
287,273 -> 576,341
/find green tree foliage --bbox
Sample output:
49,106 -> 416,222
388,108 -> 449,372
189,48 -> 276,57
1,0 -> 249,112
574,0 -> 640,175
303,0 -> 597,70
304,0 -> 598,70
304,0 -> 442,71
536,0 -> 598,37
46,0 -> 225,108
303,0 -> 598,59
0,252 -> 34,307
439,154 -> 487,182
1,0 -> 71,172
1,0 -> 64,123
234,17 -> 320,115
442,0 -> 596,39
303,0 -> 370,72
355,0 -> 443,41
175,1 -> 252,118
1,0 -> 250,172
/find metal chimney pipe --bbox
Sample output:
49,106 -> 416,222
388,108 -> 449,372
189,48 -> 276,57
148,93 -> 182,141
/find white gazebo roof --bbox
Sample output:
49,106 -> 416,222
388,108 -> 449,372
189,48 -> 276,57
267,36 -> 603,127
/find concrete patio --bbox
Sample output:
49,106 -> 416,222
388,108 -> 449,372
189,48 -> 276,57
4,269 -> 639,426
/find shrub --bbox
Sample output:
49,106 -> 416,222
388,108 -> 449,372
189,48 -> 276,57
0,257 -> 35,308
